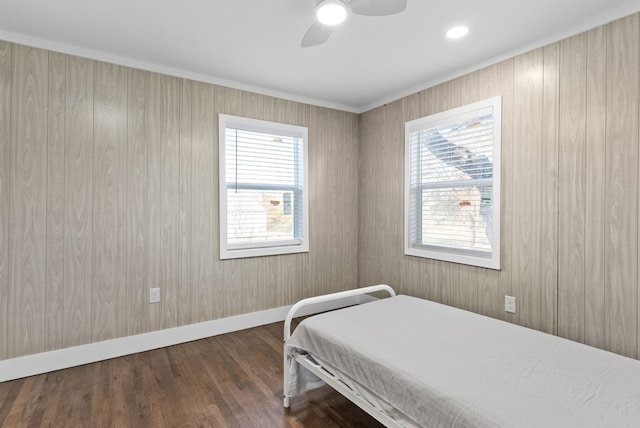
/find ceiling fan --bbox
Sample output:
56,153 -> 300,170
301,0 -> 407,47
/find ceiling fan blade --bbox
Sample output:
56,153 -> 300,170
301,22 -> 333,47
349,0 -> 407,16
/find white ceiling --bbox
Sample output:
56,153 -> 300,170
1,0 -> 640,113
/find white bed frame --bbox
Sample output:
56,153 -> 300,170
283,284 -> 399,427
284,285 -> 640,428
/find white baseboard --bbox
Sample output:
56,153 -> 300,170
0,293 -> 371,382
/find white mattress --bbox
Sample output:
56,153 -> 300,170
285,295 -> 640,427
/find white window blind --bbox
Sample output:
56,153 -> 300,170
405,96 -> 501,269
219,114 -> 309,260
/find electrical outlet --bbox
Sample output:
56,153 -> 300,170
504,295 -> 516,313
149,288 -> 160,304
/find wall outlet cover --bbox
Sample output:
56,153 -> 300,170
504,295 -> 516,313
149,288 -> 160,304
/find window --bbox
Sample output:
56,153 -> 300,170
404,96 -> 501,269
219,114 -> 309,259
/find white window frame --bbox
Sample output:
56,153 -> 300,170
219,114 -> 309,260
404,96 -> 501,269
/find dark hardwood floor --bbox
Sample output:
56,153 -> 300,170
0,321 -> 383,427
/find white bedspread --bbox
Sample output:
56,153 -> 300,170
285,295 -> 640,427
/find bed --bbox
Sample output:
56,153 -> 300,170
283,285 -> 640,427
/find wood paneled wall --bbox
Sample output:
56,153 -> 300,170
0,42 -> 360,360
359,13 -> 640,358
2,12 -> 640,363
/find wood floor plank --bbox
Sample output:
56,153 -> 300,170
0,322 -> 382,427
0,378 -> 22,425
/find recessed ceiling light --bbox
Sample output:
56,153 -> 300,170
446,26 -> 469,39
316,0 -> 348,26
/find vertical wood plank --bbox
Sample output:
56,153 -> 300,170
470,64 -> 502,319
605,14 -> 639,358
512,49 -> 544,330
221,87 -> 244,317
451,77 -> 478,312
295,103 -> 311,302
327,107 -> 347,295
321,108 -> 359,296
237,91 -> 261,314
92,62 -> 127,341
306,105 -> 324,298
362,104 -> 382,291
0,41 -> 12,359
384,101 -> 404,295
356,108 -> 378,289
439,261 -> 459,308
8,45 -> 48,357
212,85 -> 225,316
336,109 -> 354,294
45,51 -> 66,351
443,79 -> 478,311
421,89 -> 442,303
456,74 -> 479,313
258,92 -> 298,311
125,68 -> 148,336
63,55 -> 94,348
276,117 -> 301,305
311,107 -> 336,296
340,109 -> 360,293
429,81 -> 455,308
457,265 -> 478,312
191,81 -> 216,322
146,72 -> 162,331
377,98 -> 395,293
636,16 -> 640,361
399,92 -> 425,299
558,34 -> 587,342
411,90 -> 442,302
431,81 -> 460,308
498,58 -> 515,322
459,66 -> 503,315
178,78 -> 193,326
159,75 -> 180,329
260,93 -> 277,122
541,43 -> 559,335
584,26 -> 607,351
272,97 -> 301,308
